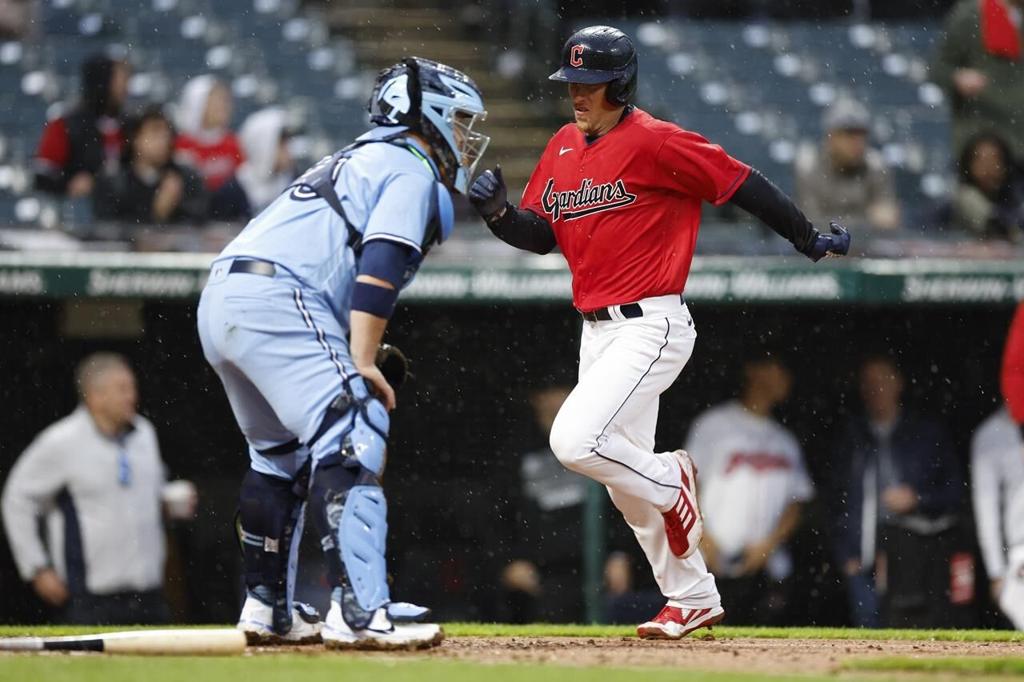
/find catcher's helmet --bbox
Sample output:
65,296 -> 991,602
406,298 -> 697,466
368,57 -> 489,194
549,25 -> 637,106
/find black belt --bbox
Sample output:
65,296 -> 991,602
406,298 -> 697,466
229,259 -> 276,277
581,302 -> 643,323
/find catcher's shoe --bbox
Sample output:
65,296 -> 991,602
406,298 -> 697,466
661,449 -> 703,559
322,597 -> 443,651
637,604 -> 725,640
237,592 -> 323,645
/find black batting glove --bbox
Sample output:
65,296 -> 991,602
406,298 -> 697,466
803,221 -> 851,262
469,165 -> 508,221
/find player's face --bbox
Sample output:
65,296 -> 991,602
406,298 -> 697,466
568,82 -> 622,136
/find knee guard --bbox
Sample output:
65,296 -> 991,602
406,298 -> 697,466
237,464 -> 309,635
308,392 -> 391,630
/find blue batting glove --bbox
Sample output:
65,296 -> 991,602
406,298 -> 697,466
469,165 -> 508,221
804,221 -> 851,262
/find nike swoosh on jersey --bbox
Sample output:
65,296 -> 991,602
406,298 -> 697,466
559,146 -> 573,156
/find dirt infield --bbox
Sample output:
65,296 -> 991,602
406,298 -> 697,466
254,635 -> 1024,676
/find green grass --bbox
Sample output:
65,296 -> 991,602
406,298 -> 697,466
0,654 -> 945,682
846,656 -> 1024,676
2,623 -> 1022,642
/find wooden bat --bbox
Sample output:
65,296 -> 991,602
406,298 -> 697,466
0,628 -> 247,655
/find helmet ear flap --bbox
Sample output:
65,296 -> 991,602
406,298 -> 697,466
605,57 -> 637,106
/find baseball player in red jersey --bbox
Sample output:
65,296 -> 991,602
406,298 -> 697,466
470,25 -> 850,639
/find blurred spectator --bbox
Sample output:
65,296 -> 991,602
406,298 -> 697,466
831,356 -> 973,629
685,355 -> 813,625
970,407 -> 1024,612
1,353 -> 197,625
93,107 -> 208,225
0,0 -> 30,38
174,76 -> 243,195
951,132 -> 1024,241
496,385 -> 587,622
933,0 -> 1024,163
210,107 -> 298,222
33,54 -> 128,197
603,551 -> 662,625
795,99 -> 901,232
496,559 -> 541,624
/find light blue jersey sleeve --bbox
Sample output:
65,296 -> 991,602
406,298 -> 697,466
361,171 -> 436,253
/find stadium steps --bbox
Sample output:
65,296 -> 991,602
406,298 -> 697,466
323,0 -> 559,194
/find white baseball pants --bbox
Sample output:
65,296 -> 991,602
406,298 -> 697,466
549,295 -> 720,608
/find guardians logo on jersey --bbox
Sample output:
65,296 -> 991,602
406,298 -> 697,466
540,177 -> 637,221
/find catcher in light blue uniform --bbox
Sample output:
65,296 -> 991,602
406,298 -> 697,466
196,57 -> 489,649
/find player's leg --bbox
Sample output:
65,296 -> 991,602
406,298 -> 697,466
200,274 -> 439,649
196,309 -> 323,643
607,397 -> 723,638
549,312 -> 695,512
1000,545 -> 1024,630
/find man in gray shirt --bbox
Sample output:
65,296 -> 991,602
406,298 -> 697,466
795,99 -> 901,233
1,353 -> 196,624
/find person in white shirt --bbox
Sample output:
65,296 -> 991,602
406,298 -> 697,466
685,355 -> 814,624
1,353 -> 196,624
971,407 -> 1024,628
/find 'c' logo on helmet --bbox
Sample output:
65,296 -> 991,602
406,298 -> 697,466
569,45 -> 584,67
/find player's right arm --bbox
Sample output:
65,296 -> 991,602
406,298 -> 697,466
469,139 -> 558,255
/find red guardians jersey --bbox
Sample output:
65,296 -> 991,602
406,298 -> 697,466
521,108 -> 750,311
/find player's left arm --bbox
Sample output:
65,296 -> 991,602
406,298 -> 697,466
350,240 -> 422,411
729,169 -> 850,261
352,171 -> 432,409
657,130 -> 850,261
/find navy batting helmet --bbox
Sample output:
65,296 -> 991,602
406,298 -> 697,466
549,25 -> 637,106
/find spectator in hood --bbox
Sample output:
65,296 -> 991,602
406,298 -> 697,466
174,75 -> 243,193
93,107 -> 207,225
237,108 -> 298,214
33,54 -> 128,196
208,107 -> 297,222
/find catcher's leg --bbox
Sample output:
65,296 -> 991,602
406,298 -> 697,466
307,382 -> 442,649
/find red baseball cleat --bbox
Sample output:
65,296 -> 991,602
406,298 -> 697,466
661,449 -> 703,558
637,604 -> 725,640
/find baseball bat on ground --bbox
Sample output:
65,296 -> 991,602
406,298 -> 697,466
0,628 -> 247,655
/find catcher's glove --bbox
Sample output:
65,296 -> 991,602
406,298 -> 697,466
376,343 -> 411,391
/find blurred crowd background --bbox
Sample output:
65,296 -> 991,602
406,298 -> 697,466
1,0 -> 1023,631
